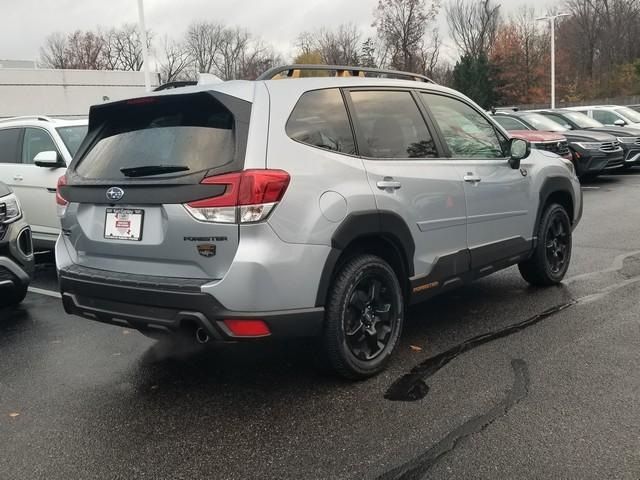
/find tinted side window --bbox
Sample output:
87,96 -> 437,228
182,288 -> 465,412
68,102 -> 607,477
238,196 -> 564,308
286,89 -> 355,154
0,128 -> 22,164
592,110 -> 620,125
22,128 -> 59,164
423,93 -> 505,158
494,116 -> 529,131
349,90 -> 437,159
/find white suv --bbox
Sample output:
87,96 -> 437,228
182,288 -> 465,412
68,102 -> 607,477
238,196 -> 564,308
0,116 -> 88,248
568,105 -> 640,129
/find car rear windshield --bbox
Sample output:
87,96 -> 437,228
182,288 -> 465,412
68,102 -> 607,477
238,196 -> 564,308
76,94 -> 236,179
56,125 -> 88,157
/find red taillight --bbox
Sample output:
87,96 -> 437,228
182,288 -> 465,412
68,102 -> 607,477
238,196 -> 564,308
126,97 -> 158,105
223,319 -> 271,337
56,175 -> 68,206
184,170 -> 290,223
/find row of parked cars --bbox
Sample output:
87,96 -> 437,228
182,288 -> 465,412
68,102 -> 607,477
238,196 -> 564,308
0,65 -> 632,378
491,105 -> 640,179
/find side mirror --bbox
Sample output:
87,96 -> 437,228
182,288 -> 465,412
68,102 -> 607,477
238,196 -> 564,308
33,151 -> 64,168
614,119 -> 626,127
564,124 -> 574,130
508,138 -> 530,169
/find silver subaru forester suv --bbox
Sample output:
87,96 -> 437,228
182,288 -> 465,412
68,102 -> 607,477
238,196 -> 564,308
56,65 -> 582,379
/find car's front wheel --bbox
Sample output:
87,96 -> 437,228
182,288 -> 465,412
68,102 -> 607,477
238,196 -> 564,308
321,254 -> 404,380
1,284 -> 28,307
519,203 -> 572,286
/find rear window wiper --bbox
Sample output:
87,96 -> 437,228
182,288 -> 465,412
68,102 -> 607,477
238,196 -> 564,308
120,165 -> 190,177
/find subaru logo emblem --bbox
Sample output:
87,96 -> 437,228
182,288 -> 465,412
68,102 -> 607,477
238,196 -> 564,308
106,187 -> 124,201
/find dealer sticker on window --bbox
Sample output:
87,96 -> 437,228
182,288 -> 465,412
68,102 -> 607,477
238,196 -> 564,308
104,208 -> 144,241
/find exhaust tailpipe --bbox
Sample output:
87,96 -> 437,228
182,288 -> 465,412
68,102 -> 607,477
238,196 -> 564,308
195,327 -> 210,344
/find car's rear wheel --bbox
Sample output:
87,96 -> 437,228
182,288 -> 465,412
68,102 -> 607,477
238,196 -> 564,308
1,285 -> 28,307
519,203 -> 572,286
321,254 -> 403,380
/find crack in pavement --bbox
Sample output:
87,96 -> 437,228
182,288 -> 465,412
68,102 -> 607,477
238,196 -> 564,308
384,302 -> 574,402
377,359 -> 530,480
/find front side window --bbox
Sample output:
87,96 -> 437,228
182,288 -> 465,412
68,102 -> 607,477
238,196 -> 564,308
22,128 -> 59,164
286,89 -> 355,155
0,128 -> 22,164
57,125 -> 88,157
349,90 -> 437,159
592,110 -> 621,125
423,93 -> 504,158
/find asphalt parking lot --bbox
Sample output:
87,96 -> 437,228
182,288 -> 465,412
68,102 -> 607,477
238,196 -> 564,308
2,170 -> 640,480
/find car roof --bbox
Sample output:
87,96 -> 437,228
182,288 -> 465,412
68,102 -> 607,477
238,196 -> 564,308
0,116 -> 87,129
116,77 -> 460,105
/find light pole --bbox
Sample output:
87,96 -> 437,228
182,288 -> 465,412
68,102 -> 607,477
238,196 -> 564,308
537,13 -> 570,109
137,0 -> 151,92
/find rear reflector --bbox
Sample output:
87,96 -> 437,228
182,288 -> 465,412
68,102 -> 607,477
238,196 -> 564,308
184,170 -> 290,224
223,319 -> 271,337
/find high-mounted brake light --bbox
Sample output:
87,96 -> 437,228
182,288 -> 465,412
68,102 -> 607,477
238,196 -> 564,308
184,170 -> 290,224
126,97 -> 158,105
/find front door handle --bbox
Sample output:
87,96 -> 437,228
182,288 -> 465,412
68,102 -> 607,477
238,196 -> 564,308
13,175 -> 23,182
377,178 -> 402,190
463,174 -> 481,183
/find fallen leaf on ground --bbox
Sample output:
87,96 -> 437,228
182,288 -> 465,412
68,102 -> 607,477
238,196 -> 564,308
122,330 -> 131,335
9,412 -> 20,418
409,345 -> 423,352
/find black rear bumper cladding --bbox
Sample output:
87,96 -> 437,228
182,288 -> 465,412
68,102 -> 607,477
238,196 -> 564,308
59,270 -> 324,340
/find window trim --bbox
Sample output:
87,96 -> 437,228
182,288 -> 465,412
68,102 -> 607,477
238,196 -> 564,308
343,86 -> 443,161
417,91 -> 510,160
21,126 -> 63,165
0,127 -> 25,164
285,87 -> 360,158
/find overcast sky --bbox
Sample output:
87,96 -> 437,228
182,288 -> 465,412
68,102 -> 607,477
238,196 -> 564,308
1,0 -> 560,65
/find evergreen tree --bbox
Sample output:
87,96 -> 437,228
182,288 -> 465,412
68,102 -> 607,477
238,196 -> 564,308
452,53 -> 501,109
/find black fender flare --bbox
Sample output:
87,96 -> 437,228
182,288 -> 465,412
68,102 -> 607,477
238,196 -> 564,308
315,210 -> 415,307
535,176 -> 576,236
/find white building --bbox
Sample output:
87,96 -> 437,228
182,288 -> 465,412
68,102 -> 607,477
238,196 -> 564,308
0,63 -> 160,119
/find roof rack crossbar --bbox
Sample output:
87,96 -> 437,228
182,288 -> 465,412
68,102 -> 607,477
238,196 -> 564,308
0,115 -> 53,124
257,64 -> 435,83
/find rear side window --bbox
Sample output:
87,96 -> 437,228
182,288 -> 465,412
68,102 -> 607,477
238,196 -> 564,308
349,90 -> 437,159
494,116 -> 528,131
0,128 -> 22,164
76,93 -> 238,179
286,89 -> 356,155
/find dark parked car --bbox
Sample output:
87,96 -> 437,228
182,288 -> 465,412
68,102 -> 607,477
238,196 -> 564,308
536,109 -> 640,169
492,111 -> 624,179
0,182 -> 34,307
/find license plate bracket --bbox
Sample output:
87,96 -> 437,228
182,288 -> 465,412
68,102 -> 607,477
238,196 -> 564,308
104,208 -> 144,241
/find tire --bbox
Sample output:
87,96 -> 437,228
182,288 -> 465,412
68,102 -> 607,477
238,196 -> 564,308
1,285 -> 28,307
320,254 -> 404,380
519,203 -> 572,286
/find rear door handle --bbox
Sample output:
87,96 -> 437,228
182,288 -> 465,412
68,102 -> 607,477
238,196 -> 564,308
376,179 -> 402,190
463,174 -> 481,183
13,175 -> 23,181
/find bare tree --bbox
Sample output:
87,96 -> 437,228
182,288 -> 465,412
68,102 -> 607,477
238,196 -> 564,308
40,33 -> 69,68
446,0 -> 501,58
65,30 -> 106,69
158,36 -> 193,83
186,21 -> 225,74
373,0 -> 441,73
296,24 -> 362,65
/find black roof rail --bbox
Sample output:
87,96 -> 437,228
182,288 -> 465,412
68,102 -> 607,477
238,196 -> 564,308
153,80 -> 198,92
256,64 -> 435,83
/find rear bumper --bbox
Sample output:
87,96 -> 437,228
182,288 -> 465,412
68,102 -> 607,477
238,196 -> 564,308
58,264 -> 324,340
